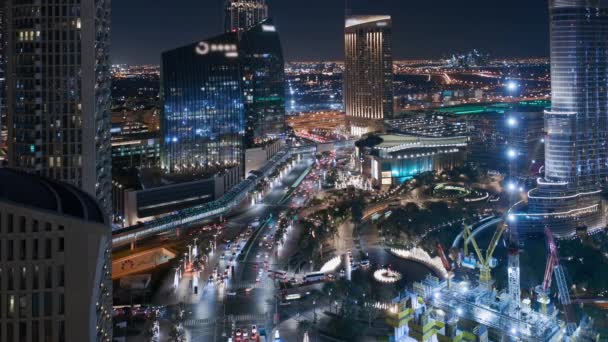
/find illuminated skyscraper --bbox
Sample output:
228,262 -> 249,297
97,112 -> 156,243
225,0 -> 269,34
161,33 -> 245,175
240,19 -> 286,147
344,15 -> 394,136
515,0 -> 608,238
5,0 -> 113,217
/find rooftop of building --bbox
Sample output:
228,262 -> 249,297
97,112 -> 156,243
434,100 -> 550,116
345,15 -> 391,28
357,133 -> 468,152
0,168 -> 106,224
130,166 -> 240,190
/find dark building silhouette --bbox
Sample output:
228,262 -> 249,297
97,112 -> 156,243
240,19 -> 286,147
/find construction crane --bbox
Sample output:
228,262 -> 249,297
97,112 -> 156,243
463,223 -> 507,287
436,242 -> 453,288
536,228 -> 576,333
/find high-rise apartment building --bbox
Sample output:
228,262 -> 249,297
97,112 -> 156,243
514,0 -> 608,238
0,4 -> 6,148
5,0 -> 113,217
344,15 -> 394,136
0,169 -> 112,342
161,32 -> 245,175
225,0 -> 269,34
240,19 -> 286,147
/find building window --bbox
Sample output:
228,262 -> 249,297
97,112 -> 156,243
57,265 -> 64,287
58,237 -> 64,253
32,293 -> 39,317
33,239 -> 38,260
7,239 -> 13,261
44,266 -> 52,289
58,320 -> 65,342
7,214 -> 13,233
58,293 -> 64,315
45,238 -> 52,259
7,322 -> 13,342
45,222 -> 51,232
44,320 -> 52,341
8,268 -> 14,290
32,321 -> 39,341
33,266 -> 39,290
20,266 -> 26,290
19,216 -> 25,233
19,295 -> 26,318
19,240 -> 26,260
19,321 -> 26,341
7,294 -> 15,318
43,292 -> 52,316
33,219 -> 39,232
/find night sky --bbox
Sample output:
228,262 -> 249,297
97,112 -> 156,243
112,0 -> 549,65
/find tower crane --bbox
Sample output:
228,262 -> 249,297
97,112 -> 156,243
436,242 -> 453,288
463,223 -> 507,287
536,227 -> 576,333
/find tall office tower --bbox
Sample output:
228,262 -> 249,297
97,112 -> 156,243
5,0 -> 113,218
225,0 -> 268,34
0,169 -> 112,342
344,15 -> 394,136
517,0 -> 608,238
240,19 -> 286,148
0,4 -> 6,147
161,32 -> 245,176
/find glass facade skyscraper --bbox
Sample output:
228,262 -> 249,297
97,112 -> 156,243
240,20 -> 286,147
344,15 -> 394,136
5,0 -> 113,218
161,33 -> 245,175
515,0 -> 608,238
225,0 -> 268,34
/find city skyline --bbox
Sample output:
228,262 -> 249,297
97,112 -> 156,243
4,0 -> 608,340
112,0 -> 550,65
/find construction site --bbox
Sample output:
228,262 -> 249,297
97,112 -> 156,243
387,221 -> 601,342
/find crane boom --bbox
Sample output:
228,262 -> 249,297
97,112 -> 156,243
436,242 -> 451,272
464,225 -> 485,263
485,223 -> 507,262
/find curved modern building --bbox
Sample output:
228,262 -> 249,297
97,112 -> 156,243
0,169 -> 112,342
516,0 -> 608,238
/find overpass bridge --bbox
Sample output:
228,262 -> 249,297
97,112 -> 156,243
112,141 -> 355,248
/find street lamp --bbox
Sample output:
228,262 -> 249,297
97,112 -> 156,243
506,80 -> 519,92
507,148 -> 517,160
